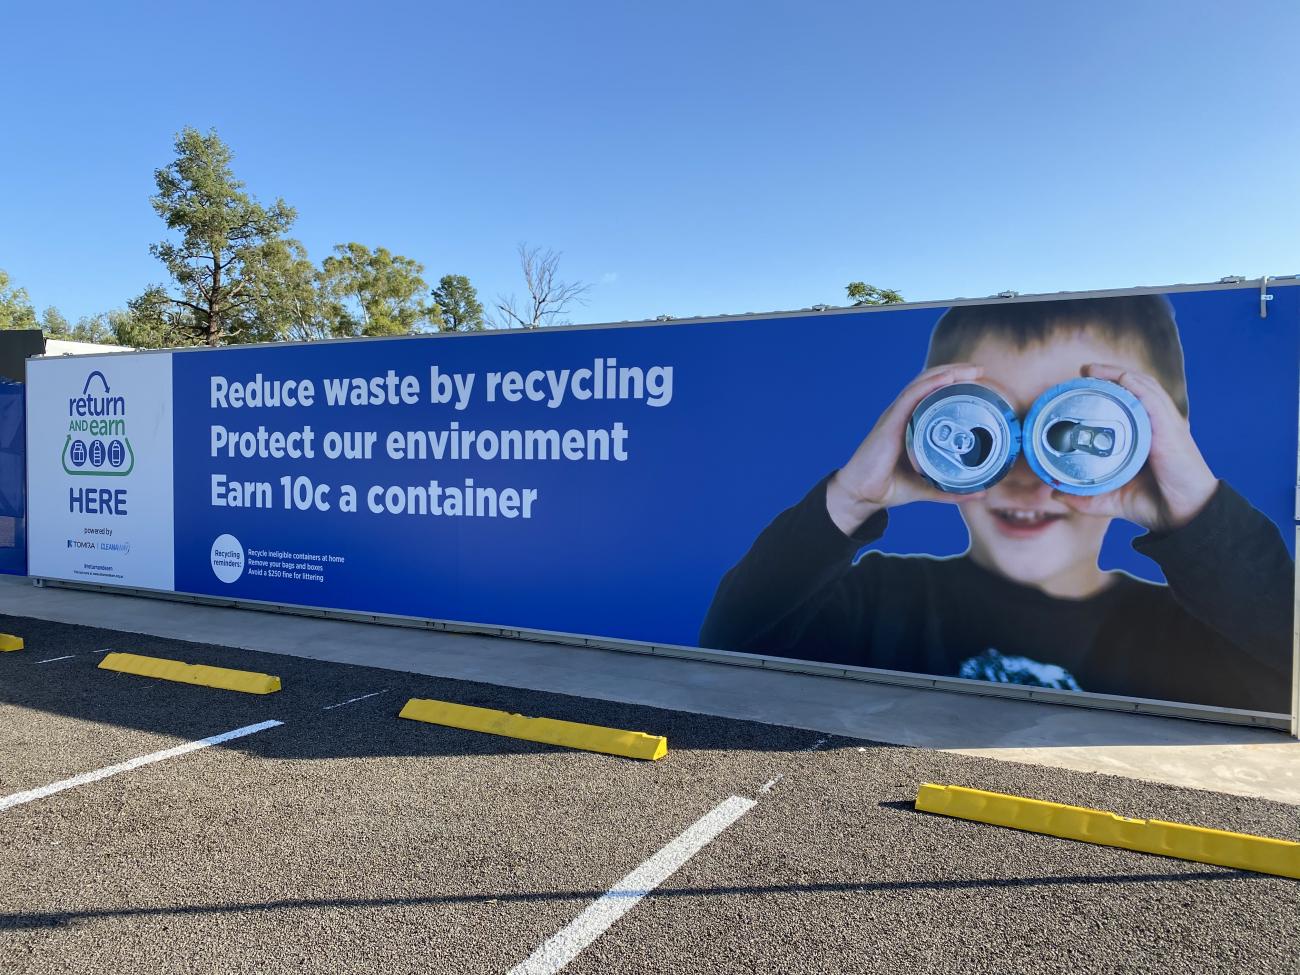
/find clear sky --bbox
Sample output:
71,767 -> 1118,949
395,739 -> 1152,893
3,0 -> 1298,327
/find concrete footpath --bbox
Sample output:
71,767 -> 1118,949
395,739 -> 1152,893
0,576 -> 1296,804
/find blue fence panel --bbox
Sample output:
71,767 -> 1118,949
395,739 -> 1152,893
0,381 -> 26,575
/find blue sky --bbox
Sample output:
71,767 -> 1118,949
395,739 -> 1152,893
3,1 -> 1298,327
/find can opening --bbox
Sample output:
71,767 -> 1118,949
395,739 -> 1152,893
1046,420 -> 1078,454
959,427 -> 994,468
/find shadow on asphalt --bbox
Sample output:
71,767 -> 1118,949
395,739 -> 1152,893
6,611 -> 1292,767
0,613 -> 842,760
0,870 -> 1257,930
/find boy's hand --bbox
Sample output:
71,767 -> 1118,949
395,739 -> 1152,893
1049,363 -> 1218,533
826,364 -> 986,535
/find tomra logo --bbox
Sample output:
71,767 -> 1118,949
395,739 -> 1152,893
62,370 -> 135,476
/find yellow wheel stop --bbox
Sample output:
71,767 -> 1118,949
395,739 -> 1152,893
99,652 -> 281,694
916,783 -> 1300,880
399,698 -> 668,760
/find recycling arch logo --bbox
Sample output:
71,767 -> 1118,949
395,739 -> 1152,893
62,370 -> 135,476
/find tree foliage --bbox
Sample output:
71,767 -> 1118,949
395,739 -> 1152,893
150,127 -> 296,346
41,307 -> 130,345
12,126 -> 548,349
431,274 -> 486,332
108,287 -> 201,349
61,312 -> 120,345
321,243 -> 439,337
243,239 -> 330,342
846,281 -> 904,306
2,270 -> 134,345
0,269 -> 38,331
495,244 -> 590,328
40,307 -> 72,337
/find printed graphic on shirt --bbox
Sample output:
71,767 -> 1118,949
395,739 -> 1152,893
958,648 -> 1082,691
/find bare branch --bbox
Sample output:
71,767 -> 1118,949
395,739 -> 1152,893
496,243 -> 592,329
493,293 -> 531,329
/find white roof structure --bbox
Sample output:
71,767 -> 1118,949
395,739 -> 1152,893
42,338 -> 132,356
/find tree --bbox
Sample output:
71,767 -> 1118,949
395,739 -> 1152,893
495,244 -> 590,328
26,299 -> 122,345
0,269 -> 37,331
7,293 -> 117,345
111,286 -> 202,349
243,238 -> 330,342
846,281 -> 904,306
149,127 -> 296,346
65,313 -> 117,345
320,243 -> 439,337
431,274 -> 485,332
40,307 -> 71,337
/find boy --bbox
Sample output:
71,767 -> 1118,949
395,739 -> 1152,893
699,296 -> 1294,713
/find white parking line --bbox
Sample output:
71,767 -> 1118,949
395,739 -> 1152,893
0,720 -> 284,813
30,649 -> 113,663
322,689 -> 390,711
508,795 -> 756,975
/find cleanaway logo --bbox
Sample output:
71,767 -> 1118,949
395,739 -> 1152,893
61,370 -> 135,476
66,538 -> 130,551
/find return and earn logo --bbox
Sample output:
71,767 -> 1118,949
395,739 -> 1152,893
61,370 -> 136,476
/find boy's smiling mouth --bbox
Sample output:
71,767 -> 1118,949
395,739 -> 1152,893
989,507 -> 1069,536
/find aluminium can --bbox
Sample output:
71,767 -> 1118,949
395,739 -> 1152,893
1022,377 -> 1151,495
906,383 -> 1020,494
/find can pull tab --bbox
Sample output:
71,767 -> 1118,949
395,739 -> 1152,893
927,418 -> 996,469
1046,420 -> 1115,457
928,418 -> 976,457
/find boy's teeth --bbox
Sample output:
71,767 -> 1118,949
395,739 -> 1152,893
997,509 -> 1057,524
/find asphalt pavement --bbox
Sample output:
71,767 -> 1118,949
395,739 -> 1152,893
1,613 -> 1296,974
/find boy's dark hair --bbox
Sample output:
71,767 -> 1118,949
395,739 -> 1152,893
927,295 -> 1188,416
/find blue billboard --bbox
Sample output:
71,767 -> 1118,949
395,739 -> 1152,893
27,281 -> 1300,717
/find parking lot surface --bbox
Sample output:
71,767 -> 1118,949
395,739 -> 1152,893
1,613 -> 1297,974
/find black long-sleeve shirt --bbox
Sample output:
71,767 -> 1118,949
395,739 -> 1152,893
700,476 -> 1294,713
